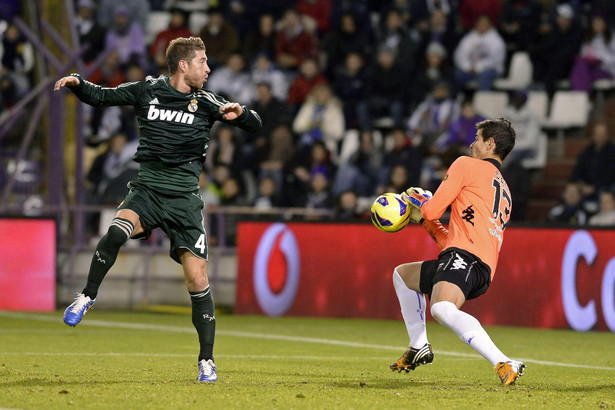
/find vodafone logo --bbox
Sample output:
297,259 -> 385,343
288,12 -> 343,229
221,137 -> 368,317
253,223 -> 300,316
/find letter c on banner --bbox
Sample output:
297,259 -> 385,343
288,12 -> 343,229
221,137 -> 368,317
253,223 -> 300,317
562,230 -> 597,331
602,258 -> 615,331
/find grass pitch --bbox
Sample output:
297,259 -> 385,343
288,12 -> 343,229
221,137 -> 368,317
0,310 -> 614,409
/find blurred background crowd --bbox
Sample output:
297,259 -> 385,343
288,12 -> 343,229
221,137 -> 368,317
2,0 -> 615,244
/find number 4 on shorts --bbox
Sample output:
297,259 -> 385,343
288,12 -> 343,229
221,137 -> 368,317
195,234 -> 206,253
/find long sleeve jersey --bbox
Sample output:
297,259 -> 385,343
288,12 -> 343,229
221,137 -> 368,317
422,156 -> 512,278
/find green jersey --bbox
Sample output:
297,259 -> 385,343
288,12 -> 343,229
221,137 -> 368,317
69,74 -> 262,193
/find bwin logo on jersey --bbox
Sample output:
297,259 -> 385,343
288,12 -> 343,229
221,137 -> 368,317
147,105 -> 195,124
451,254 -> 467,270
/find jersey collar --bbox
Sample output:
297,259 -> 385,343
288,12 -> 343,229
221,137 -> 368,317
483,158 -> 501,170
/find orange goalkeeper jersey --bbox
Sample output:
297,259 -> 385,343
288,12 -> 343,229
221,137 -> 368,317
421,156 -> 512,278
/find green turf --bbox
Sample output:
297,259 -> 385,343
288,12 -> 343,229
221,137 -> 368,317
0,311 -> 614,409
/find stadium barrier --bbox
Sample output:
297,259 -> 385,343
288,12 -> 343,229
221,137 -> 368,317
236,222 -> 615,332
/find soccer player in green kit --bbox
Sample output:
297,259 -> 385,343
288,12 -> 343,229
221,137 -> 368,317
54,37 -> 262,382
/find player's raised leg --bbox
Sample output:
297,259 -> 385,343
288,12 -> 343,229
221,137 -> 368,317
430,282 -> 525,385
390,262 -> 433,372
179,250 -> 217,382
64,209 -> 142,326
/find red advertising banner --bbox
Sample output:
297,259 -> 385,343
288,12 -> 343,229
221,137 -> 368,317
0,218 -> 56,311
236,222 -> 615,332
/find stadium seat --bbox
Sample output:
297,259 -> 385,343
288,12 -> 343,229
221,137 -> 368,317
542,91 -> 589,129
189,12 -> 209,34
541,91 -> 590,152
527,91 -> 549,123
494,52 -> 533,91
473,91 -> 508,119
521,132 -> 548,169
145,11 -> 171,45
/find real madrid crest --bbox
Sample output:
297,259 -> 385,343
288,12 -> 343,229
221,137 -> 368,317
188,98 -> 198,112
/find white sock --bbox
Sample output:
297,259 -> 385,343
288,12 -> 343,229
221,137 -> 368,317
393,269 -> 428,348
430,301 -> 509,366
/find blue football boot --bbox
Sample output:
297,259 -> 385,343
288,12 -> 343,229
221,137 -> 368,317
63,293 -> 95,326
197,359 -> 217,382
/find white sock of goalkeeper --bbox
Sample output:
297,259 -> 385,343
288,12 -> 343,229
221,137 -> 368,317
431,301 -> 510,366
393,269 -> 428,348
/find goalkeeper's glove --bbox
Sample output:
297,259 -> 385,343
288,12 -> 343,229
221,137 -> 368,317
402,187 -> 432,223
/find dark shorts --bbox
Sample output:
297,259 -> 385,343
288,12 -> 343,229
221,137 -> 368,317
118,181 -> 207,264
419,247 -> 491,300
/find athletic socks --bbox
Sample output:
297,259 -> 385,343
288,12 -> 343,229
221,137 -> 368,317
430,301 -> 510,366
82,218 -> 133,299
190,286 -> 216,362
393,269 -> 429,349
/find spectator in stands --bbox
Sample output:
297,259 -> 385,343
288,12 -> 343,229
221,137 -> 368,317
547,182 -> 588,225
86,131 -> 138,206
334,189 -> 367,222
411,41 -> 455,108
588,190 -> 615,226
375,8 -> 419,78
218,176 -> 249,246
380,164 -> 413,195
242,13 -> 276,65
258,123 -> 296,202
210,125 -> 245,179
75,0 -> 106,63
333,130 -> 382,197
275,8 -> 320,72
305,170 -> 335,211
104,6 -> 147,68
88,50 -> 125,87
206,52 -> 252,102
453,14 -> 506,91
297,0 -> 333,37
97,0 -> 150,30
531,3 -> 583,94
292,84 -> 345,158
253,176 -> 279,210
322,12 -> 372,77
459,0 -> 502,31
407,81 -> 459,154
199,170 -> 221,208
198,8 -> 240,70
380,128 -> 423,192
436,99 -> 485,160
569,121 -> 615,204
247,54 -> 289,103
331,52 -> 368,130
417,9 -> 458,59
502,89 -> 543,167
569,14 -> 615,92
286,57 -> 327,110
357,47 -> 406,131
411,0 -> 457,32
282,140 -> 336,207
250,82 -> 292,157
149,8 -> 193,74
498,0 -> 542,57
0,22 -> 33,97
502,155 -> 531,221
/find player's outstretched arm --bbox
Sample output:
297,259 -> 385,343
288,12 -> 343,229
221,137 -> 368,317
54,75 -> 80,91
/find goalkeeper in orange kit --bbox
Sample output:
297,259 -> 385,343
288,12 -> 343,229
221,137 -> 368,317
391,118 -> 524,385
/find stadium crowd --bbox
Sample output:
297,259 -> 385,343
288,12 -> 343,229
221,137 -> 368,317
2,0 -> 615,235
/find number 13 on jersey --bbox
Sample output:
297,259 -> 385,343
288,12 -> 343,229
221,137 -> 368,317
491,175 -> 511,229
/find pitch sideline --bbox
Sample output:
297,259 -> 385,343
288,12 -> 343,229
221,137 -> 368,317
1,311 -> 614,371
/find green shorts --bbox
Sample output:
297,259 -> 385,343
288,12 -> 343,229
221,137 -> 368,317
118,181 -> 208,264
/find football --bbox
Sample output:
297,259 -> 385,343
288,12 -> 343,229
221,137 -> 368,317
370,193 -> 411,233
